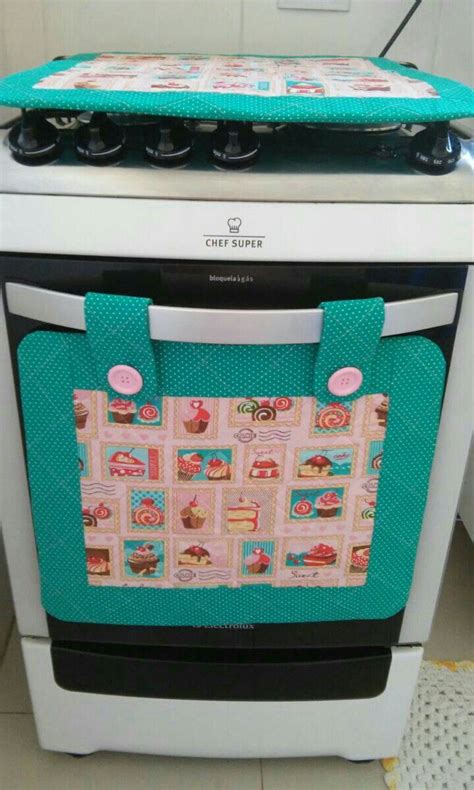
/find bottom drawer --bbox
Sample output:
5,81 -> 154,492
51,642 -> 392,701
21,638 -> 423,759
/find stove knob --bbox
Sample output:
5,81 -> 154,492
75,112 -> 125,165
211,122 -> 260,168
408,122 -> 461,175
8,110 -> 60,166
144,120 -> 193,167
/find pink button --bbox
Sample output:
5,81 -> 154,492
328,366 -> 363,397
107,365 -> 143,396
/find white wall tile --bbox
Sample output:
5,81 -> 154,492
434,0 -> 473,85
42,0 -> 242,59
1,0 -> 47,73
240,0 -> 442,72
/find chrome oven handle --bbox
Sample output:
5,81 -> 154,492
5,282 -> 458,345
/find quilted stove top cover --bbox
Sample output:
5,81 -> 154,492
0,53 -> 473,124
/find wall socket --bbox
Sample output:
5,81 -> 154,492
277,1 -> 351,10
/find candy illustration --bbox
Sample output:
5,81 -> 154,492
93,502 -> 112,520
237,399 -> 259,415
252,404 -> 277,422
316,403 -> 351,430
273,397 -> 292,411
138,403 -> 160,423
82,508 -> 97,528
292,497 -> 313,517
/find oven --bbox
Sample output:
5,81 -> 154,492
0,246 -> 471,758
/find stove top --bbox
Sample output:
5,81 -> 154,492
1,114 -> 472,204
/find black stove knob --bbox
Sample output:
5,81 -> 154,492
211,122 -> 260,168
408,122 -> 461,175
8,110 -> 61,166
75,112 -> 125,165
144,120 -> 193,167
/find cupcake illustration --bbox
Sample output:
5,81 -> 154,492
74,395 -> 89,430
244,547 -> 271,575
177,452 -> 203,481
183,400 -> 211,434
108,398 -> 137,424
127,543 -> 159,575
375,396 -> 389,427
350,545 -> 370,573
315,491 -> 342,518
180,495 -> 208,529
205,456 -> 232,481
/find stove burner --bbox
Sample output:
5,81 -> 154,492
74,112 -> 125,165
408,122 -> 461,175
144,120 -> 193,167
211,122 -> 260,168
8,110 -> 61,166
307,123 -> 402,134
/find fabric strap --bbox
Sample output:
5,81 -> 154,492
84,292 -> 157,401
314,297 -> 385,401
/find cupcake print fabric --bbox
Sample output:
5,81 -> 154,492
77,390 -> 388,589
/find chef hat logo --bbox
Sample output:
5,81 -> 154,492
227,217 -> 242,234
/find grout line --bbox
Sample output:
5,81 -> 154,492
259,758 -> 265,790
0,711 -> 32,716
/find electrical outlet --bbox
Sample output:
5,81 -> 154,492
277,1 -> 351,10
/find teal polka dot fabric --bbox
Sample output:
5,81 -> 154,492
16,297 -> 446,627
314,298 -> 385,402
85,292 -> 157,402
0,53 -> 473,124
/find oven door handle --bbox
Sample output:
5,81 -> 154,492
5,282 -> 458,345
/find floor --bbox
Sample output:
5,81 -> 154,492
0,523 -> 472,790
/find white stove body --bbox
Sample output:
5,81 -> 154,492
0,125 -> 472,758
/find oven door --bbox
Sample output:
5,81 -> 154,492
2,261 -> 464,649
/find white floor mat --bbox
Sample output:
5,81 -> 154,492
382,660 -> 473,790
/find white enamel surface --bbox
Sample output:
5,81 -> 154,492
0,297 -> 47,637
400,267 -> 474,644
5,282 -> 458,345
22,637 -> 422,759
1,195 -> 473,263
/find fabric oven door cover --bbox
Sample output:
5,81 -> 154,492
17,295 -> 445,627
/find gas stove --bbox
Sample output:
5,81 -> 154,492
0,113 -> 473,203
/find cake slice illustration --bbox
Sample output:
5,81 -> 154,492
183,400 -> 211,434
180,495 -> 208,529
249,454 -> 279,480
298,454 -> 332,478
127,543 -> 159,575
227,496 -> 260,533
108,398 -> 137,424
178,544 -> 212,566
205,457 -> 232,481
303,543 -> 337,566
244,547 -> 271,574
109,450 -> 146,478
